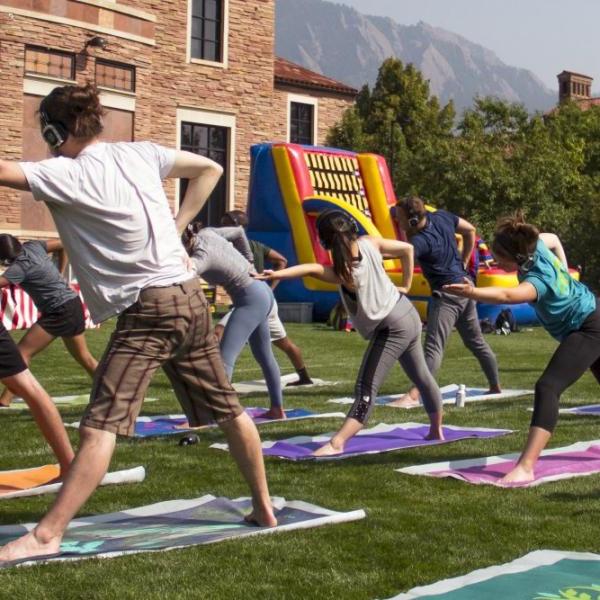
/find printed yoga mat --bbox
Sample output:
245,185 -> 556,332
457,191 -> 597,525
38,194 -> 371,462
0,465 -> 145,499
559,404 -> 600,416
211,423 -> 513,461
67,408 -> 345,438
0,495 -> 365,568
2,395 -> 157,410
397,440 -> 600,487
234,373 -> 336,394
328,384 -> 532,408
389,550 -> 600,599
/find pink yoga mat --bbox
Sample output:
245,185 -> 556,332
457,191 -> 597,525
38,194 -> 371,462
397,440 -> 600,487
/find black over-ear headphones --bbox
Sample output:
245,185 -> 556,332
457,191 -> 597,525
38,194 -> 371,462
515,253 -> 535,273
315,209 -> 359,250
40,108 -> 68,150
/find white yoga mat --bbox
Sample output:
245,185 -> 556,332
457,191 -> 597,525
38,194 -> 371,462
234,373 -> 337,394
328,384 -> 533,407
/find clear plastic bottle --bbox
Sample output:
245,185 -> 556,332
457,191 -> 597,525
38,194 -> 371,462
455,384 -> 466,408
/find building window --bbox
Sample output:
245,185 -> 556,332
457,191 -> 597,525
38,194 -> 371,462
24,46 -> 75,80
290,102 -> 315,145
180,122 -> 229,225
190,0 -> 223,62
96,60 -> 136,93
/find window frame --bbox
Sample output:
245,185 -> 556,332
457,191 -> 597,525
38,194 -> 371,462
24,45 -> 76,81
95,58 -> 136,94
287,93 -> 318,145
175,107 -> 236,218
187,0 -> 229,68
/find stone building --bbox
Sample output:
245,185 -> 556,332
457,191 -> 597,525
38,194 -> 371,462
0,0 -> 356,239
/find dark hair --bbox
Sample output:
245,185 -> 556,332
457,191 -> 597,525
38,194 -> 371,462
0,234 -> 23,264
221,210 -> 248,228
40,83 -> 105,139
492,211 -> 539,263
181,222 -> 203,255
316,211 -> 358,285
396,195 -> 427,228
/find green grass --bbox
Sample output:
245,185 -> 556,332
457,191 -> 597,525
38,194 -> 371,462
0,323 -> 599,599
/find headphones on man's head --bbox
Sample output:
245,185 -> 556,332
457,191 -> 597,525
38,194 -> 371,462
395,200 -> 422,228
315,209 -> 359,250
40,108 -> 68,150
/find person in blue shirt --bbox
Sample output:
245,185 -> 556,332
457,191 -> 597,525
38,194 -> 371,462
391,196 -> 500,407
444,211 -> 598,485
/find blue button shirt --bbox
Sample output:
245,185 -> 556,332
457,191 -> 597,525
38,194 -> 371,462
410,210 -> 467,290
519,240 -> 596,341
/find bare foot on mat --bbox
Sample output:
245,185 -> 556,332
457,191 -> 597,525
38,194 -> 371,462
0,530 -> 61,563
498,464 -> 534,486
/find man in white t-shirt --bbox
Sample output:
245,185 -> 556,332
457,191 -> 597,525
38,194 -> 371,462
0,84 -> 276,563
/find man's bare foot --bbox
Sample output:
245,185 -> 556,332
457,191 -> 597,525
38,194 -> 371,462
257,408 -> 286,420
244,505 -> 278,528
425,426 -> 444,441
311,441 -> 343,457
498,463 -> 534,486
387,392 -> 420,409
0,399 -> 11,408
0,530 -> 61,563
487,385 -> 502,394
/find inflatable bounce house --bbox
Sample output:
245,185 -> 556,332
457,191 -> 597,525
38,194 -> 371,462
246,142 -> 566,324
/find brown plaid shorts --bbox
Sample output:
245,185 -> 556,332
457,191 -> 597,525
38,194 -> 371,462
81,278 -> 243,436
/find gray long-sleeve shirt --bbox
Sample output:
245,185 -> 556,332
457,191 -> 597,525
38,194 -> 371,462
190,226 -> 255,297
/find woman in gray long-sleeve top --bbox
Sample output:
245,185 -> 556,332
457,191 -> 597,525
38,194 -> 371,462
256,209 -> 443,456
182,223 -> 284,419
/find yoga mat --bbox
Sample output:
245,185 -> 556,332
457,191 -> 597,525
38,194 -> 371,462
67,408 -> 345,438
0,495 -> 365,568
234,373 -> 337,394
0,465 -> 145,499
328,384 -> 532,407
559,404 -> 600,416
1,395 -> 157,410
397,440 -> 600,487
211,423 -> 513,461
389,550 -> 600,599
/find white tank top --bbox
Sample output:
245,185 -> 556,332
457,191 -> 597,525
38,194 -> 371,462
340,237 -> 407,339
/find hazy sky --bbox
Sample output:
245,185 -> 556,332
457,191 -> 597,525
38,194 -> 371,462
333,0 -> 599,91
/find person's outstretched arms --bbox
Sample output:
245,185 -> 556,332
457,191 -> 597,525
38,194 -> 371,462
170,151 -> 223,234
443,277 -> 538,304
539,233 -> 568,268
0,161 -> 30,191
255,263 -> 340,285
366,237 -> 414,293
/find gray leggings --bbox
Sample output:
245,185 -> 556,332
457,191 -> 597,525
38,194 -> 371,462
348,301 -> 442,424
220,280 -> 283,408
425,292 -> 499,387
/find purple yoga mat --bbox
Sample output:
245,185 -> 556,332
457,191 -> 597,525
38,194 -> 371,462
211,423 -> 512,461
398,440 -> 600,487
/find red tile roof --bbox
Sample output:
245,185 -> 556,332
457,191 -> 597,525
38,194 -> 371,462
274,57 -> 357,97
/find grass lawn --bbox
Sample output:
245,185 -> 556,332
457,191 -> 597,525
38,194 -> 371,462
0,322 -> 598,599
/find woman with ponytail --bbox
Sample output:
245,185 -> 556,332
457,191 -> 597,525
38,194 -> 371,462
0,83 -> 275,562
256,209 -> 444,456
444,211 -> 598,484
181,221 -> 284,419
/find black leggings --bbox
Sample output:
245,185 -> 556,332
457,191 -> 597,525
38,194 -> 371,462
532,303 -> 600,432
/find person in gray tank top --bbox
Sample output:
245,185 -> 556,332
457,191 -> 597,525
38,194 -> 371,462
0,234 -> 98,407
182,223 -> 284,419
256,209 -> 444,456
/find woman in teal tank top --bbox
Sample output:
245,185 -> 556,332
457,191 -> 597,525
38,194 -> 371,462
444,212 -> 599,486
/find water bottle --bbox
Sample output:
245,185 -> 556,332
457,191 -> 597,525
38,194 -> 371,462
455,384 -> 466,408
